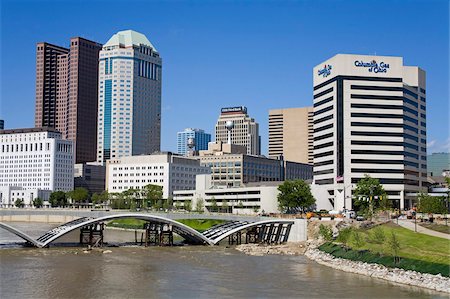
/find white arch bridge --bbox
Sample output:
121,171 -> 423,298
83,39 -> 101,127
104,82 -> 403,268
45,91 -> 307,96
0,214 -> 295,248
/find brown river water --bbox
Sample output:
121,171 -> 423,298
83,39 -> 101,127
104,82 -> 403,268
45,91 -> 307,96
0,222 -> 446,299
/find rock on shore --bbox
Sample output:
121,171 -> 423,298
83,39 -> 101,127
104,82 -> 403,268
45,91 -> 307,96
235,242 -> 307,256
305,246 -> 450,294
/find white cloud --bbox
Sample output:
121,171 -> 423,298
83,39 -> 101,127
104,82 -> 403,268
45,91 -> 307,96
427,138 -> 450,154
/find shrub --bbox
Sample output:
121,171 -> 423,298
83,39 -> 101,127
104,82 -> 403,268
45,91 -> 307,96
368,226 -> 386,244
336,227 -> 353,247
351,231 -> 366,249
319,224 -> 333,241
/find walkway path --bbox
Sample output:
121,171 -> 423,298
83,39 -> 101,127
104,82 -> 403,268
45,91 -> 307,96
396,220 -> 450,240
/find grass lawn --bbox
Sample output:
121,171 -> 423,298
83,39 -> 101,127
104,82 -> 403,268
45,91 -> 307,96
177,219 -> 226,232
419,223 -> 450,235
319,223 -> 450,276
107,218 -> 226,232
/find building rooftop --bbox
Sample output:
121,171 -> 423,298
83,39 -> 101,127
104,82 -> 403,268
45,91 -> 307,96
104,30 -> 157,52
0,127 -> 61,135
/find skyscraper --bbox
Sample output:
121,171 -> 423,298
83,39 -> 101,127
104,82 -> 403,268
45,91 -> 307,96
268,107 -> 314,164
312,54 -> 427,210
177,128 -> 211,155
215,106 -> 260,155
96,30 -> 162,164
35,37 -> 102,163
0,120 -> 4,130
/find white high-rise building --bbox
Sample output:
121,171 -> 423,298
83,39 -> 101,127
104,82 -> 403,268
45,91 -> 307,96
215,106 -> 260,155
97,30 -> 162,164
0,128 -> 74,192
312,54 -> 426,210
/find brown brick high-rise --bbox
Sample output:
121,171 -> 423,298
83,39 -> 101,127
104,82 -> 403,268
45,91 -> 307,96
35,37 -> 102,163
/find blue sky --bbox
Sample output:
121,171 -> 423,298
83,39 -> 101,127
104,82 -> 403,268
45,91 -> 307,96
1,0 -> 449,154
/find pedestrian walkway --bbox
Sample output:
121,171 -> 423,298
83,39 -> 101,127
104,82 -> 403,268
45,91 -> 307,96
396,220 -> 450,240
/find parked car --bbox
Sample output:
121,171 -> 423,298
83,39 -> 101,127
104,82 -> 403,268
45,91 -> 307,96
356,215 -> 365,221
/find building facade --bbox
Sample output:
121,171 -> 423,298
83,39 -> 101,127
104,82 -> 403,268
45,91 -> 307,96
0,128 -> 74,192
106,152 -> 210,199
177,128 -> 211,155
215,106 -> 260,155
427,153 -> 450,177
74,163 -> 106,195
268,107 -> 314,164
312,54 -> 427,210
0,120 -> 4,130
35,38 -> 102,163
97,30 -> 162,164
0,186 -> 51,208
198,141 -> 312,187
173,174 -> 280,214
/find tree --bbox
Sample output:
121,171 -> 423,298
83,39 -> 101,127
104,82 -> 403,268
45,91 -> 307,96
238,201 -> 244,209
368,226 -> 386,244
337,227 -> 353,248
387,232 -> 401,264
67,187 -> 89,204
167,196 -> 174,210
175,200 -> 182,210
143,184 -> 163,208
417,193 -> 447,214
351,231 -> 366,249
49,191 -> 67,207
195,197 -> 205,213
277,180 -> 315,214
353,174 -> 389,216
319,224 -> 333,241
184,200 -> 192,212
210,197 -> 218,213
32,197 -> 43,208
14,198 -> 25,208
222,199 -> 229,213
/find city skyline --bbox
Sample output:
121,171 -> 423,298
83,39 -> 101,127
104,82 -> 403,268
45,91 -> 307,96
0,0 -> 448,156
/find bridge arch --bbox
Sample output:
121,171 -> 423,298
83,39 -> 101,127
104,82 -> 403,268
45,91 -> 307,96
208,220 -> 294,245
0,214 -> 214,247
0,222 -> 42,247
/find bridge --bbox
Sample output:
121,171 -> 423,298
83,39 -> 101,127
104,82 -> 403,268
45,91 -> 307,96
0,213 -> 298,248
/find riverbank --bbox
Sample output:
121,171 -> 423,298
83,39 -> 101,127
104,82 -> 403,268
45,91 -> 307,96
235,241 -> 450,294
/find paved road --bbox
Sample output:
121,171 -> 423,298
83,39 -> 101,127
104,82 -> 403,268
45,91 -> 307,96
396,219 -> 450,240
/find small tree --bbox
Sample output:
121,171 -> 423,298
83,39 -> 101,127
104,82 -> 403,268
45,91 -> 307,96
351,231 -> 366,249
277,180 -> 315,213
337,227 -> 353,248
67,187 -> 89,205
49,191 -> 67,207
353,174 -> 389,216
222,199 -> 229,213
184,200 -> 192,212
32,197 -> 43,208
210,197 -> 218,213
143,184 -> 163,208
195,197 -> 205,213
14,198 -> 25,208
417,193 -> 447,214
175,201 -> 182,210
368,226 -> 386,244
319,224 -> 333,241
162,199 -> 170,211
155,199 -> 163,210
387,232 -> 401,264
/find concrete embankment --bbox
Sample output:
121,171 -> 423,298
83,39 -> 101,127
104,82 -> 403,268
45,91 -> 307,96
235,242 -> 450,294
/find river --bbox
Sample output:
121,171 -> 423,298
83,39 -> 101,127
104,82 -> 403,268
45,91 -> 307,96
0,222 -> 446,299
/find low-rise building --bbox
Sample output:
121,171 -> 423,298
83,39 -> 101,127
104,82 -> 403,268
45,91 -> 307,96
198,141 -> 312,187
0,127 -> 74,192
106,152 -> 210,198
0,186 -> 51,208
74,163 -> 106,194
173,174 -> 281,215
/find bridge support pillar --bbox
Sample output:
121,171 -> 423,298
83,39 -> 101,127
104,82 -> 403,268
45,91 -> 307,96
80,222 -> 104,247
228,231 -> 242,245
144,222 -> 174,246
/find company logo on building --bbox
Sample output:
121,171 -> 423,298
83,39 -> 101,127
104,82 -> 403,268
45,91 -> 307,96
354,60 -> 390,73
221,106 -> 247,114
317,64 -> 332,78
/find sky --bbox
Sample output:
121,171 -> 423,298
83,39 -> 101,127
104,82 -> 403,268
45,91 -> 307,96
0,0 -> 449,155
